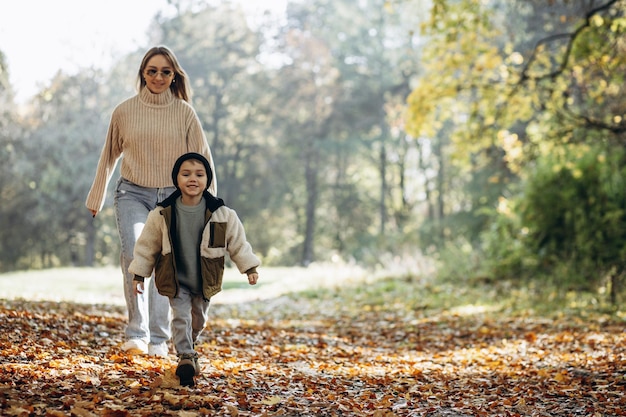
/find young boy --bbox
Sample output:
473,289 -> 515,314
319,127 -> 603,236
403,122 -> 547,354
129,152 -> 260,387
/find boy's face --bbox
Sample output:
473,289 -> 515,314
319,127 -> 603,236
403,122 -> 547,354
177,160 -> 208,198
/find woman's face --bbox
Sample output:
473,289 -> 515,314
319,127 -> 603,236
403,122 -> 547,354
143,54 -> 175,94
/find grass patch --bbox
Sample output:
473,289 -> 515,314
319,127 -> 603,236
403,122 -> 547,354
1,266 -> 623,322
295,274 -> 625,322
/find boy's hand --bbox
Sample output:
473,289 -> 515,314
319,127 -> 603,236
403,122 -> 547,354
247,273 -> 259,285
134,281 -> 145,295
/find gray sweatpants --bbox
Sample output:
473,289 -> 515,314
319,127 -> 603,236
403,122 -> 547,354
169,286 -> 211,355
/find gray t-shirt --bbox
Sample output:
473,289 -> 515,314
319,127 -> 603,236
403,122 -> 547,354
174,196 -> 205,295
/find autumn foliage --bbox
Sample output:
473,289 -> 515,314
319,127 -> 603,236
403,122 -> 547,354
1,280 -> 625,416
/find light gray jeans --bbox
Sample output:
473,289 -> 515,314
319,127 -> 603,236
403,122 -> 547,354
170,286 -> 211,356
114,177 -> 176,345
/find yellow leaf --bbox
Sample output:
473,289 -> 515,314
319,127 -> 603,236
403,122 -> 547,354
226,404 -> 239,417
261,395 -> 282,405
554,371 -> 568,383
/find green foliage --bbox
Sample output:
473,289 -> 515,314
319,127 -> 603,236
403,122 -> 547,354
519,144 -> 626,289
0,69 -> 117,270
403,0 -> 626,303
0,144 -> 37,271
473,144 -> 626,304
477,200 -> 532,281
297,263 -> 623,319
434,141 -> 626,304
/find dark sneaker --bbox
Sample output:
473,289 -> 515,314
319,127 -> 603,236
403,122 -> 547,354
176,353 -> 200,387
192,355 -> 201,375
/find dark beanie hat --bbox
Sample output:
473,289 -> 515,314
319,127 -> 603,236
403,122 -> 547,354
171,152 -> 213,189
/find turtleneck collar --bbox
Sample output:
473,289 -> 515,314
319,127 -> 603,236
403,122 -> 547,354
139,87 -> 175,107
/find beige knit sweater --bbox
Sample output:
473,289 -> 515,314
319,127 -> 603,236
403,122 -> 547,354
85,87 -> 217,212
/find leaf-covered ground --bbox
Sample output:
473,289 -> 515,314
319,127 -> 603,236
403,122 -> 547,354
1,276 -> 625,417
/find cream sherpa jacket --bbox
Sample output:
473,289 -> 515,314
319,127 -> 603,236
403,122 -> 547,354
128,190 -> 260,300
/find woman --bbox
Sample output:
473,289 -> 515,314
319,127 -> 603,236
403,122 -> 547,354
86,46 -> 217,357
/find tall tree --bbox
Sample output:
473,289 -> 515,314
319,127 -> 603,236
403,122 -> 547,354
269,0 -> 423,265
20,70 -> 112,267
405,0 -> 626,295
404,0 -> 623,246
407,0 -> 626,172
0,51 -> 32,271
272,6 -> 340,265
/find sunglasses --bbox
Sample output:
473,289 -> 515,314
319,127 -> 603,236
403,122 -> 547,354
144,69 -> 174,78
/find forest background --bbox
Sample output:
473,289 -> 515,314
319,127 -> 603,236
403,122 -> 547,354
1,0 -> 626,311
1,1 -> 625,414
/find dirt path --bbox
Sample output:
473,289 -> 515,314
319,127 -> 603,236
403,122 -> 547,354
1,295 -> 625,416
1,265 -> 624,416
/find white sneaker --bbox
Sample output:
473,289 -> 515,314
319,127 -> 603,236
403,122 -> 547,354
121,339 -> 149,355
148,342 -> 169,358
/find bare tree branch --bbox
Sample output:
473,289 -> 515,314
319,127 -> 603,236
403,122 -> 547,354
563,102 -> 626,135
519,0 -> 619,83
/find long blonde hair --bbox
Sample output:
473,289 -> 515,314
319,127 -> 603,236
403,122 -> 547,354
137,45 -> 192,102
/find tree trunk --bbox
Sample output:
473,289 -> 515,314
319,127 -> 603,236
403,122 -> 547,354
417,139 -> 435,221
379,141 -> 387,236
435,136 -> 445,241
84,216 -> 96,267
301,144 -> 318,267
610,267 -> 621,306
